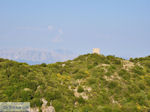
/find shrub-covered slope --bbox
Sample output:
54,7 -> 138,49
0,54 -> 150,112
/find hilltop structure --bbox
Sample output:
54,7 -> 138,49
93,48 -> 100,54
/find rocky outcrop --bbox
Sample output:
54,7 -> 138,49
30,98 -> 55,112
42,106 -> 55,112
41,98 -> 55,112
30,107 -> 39,112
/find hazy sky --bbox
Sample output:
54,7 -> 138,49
0,0 -> 150,58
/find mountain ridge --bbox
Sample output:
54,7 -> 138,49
0,48 -> 76,64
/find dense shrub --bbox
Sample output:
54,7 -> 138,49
113,60 -> 121,65
76,97 -> 85,104
102,106 -> 113,112
118,69 -> 130,80
87,78 -> 96,85
108,81 -> 118,89
132,66 -> 145,75
53,100 -> 64,112
145,77 -> 150,86
40,63 -> 47,67
31,98 -> 43,107
74,71 -> 87,79
105,71 -> 112,76
77,86 -> 84,93
45,90 -> 61,101
0,58 -> 6,62
19,90 -> 33,101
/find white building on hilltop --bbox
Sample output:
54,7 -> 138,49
93,48 -> 100,54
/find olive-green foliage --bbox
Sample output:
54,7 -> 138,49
31,98 -> 43,107
108,81 -> 118,89
40,63 -> 47,67
74,72 -> 87,79
53,100 -> 64,112
87,78 -> 96,85
76,97 -> 85,104
132,65 -> 145,75
45,89 -> 61,101
145,77 -> 150,86
77,86 -> 84,93
0,54 -> 150,112
118,69 -> 130,80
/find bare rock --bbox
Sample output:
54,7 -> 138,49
30,107 -> 39,112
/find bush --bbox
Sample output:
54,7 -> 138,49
108,81 -> 118,89
76,97 -> 85,104
97,95 -> 109,104
118,69 -> 130,80
19,90 -> 33,101
147,92 -> 150,100
74,72 -> 87,79
41,63 -> 47,67
145,62 -> 150,68
132,66 -> 145,75
145,77 -> 150,86
77,86 -> 84,93
81,105 -> 94,112
88,78 -> 96,85
87,65 -> 93,69
53,100 -> 64,112
102,106 -> 112,112
27,80 -> 38,91
113,60 -> 121,65
0,58 -> 5,62
45,90 -> 61,101
105,72 -> 112,76
30,98 -> 43,107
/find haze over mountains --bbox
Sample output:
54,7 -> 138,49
0,48 -> 76,64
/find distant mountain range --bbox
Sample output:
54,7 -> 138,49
0,48 -> 77,64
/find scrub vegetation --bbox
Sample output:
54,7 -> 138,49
0,54 -> 150,112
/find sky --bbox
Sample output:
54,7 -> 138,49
0,0 -> 150,58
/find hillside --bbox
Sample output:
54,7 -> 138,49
0,54 -> 150,112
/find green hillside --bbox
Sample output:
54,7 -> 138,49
0,54 -> 150,112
